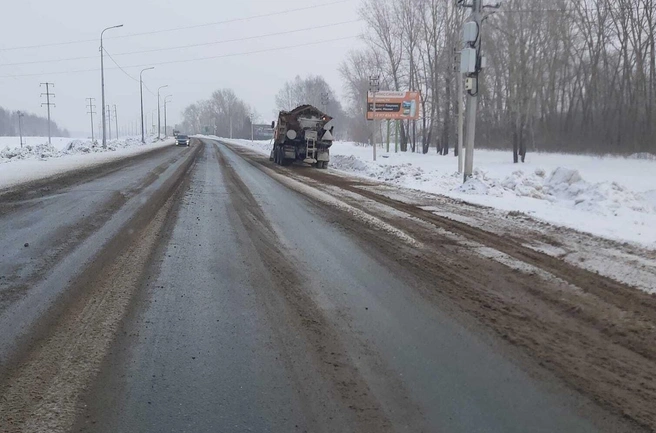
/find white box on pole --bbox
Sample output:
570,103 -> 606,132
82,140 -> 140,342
460,48 -> 478,74
463,22 -> 478,44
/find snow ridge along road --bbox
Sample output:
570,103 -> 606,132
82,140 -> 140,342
219,137 -> 656,248
0,137 -> 653,432
0,140 -> 201,432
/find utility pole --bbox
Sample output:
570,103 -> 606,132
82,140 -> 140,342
458,57 -> 464,173
228,104 -> 233,139
463,0 -> 482,182
459,0 -> 498,182
113,105 -> 119,140
40,82 -> 55,145
157,85 -> 168,140
100,24 -> 123,148
17,111 -> 24,148
140,67 -> 154,143
86,98 -> 96,142
369,76 -> 380,162
164,95 -> 172,138
106,105 -> 112,140
454,49 -> 465,173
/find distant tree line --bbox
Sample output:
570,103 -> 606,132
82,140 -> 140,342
339,0 -> 656,159
180,89 -> 255,138
274,75 -> 348,140
180,76 -> 348,141
0,106 -> 69,138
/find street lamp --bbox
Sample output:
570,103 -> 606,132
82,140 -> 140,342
157,85 -> 169,140
140,67 -> 154,143
100,24 -> 123,148
164,95 -> 172,138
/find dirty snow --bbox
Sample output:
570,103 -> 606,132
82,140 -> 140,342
0,136 -> 175,190
0,136 -> 76,152
221,138 -> 656,248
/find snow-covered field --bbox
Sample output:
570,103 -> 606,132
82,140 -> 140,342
0,136 -> 77,151
0,135 -> 175,189
220,137 -> 656,249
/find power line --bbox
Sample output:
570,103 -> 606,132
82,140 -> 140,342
0,0 -> 350,52
102,49 -> 138,82
0,35 -> 360,79
102,48 -> 157,96
0,20 -> 361,68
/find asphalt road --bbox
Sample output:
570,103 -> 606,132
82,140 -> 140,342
0,144 -> 192,363
0,138 -> 651,433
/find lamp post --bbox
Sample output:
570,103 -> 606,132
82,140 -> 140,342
157,85 -> 168,140
140,67 -> 154,143
164,95 -> 172,138
100,24 -> 123,148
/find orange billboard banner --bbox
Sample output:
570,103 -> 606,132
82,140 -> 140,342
366,91 -> 420,120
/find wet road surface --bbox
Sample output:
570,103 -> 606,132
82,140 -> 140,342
0,138 -> 651,433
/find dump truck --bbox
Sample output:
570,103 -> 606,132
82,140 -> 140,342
270,105 -> 334,169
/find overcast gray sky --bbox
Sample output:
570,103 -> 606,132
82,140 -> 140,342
0,0 -> 364,136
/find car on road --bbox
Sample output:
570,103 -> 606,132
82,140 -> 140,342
176,134 -> 190,146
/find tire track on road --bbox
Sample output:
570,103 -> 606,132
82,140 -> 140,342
220,140 -> 655,432
214,143 -> 402,433
0,143 -> 202,433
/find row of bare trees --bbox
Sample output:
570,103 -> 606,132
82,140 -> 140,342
275,75 -> 348,140
180,89 -> 255,138
340,0 -> 656,157
0,106 -> 69,138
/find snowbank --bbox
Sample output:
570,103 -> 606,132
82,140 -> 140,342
1,136 -> 156,162
0,136 -> 174,190
0,136 -> 74,153
221,138 -> 656,248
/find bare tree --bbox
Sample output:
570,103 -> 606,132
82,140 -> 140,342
0,106 -> 69,138
342,0 -> 656,157
180,89 -> 253,138
274,75 -> 347,139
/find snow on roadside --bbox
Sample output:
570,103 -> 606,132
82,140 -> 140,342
0,136 -> 175,190
0,136 -> 78,152
220,137 -> 656,248
0,136 -> 151,162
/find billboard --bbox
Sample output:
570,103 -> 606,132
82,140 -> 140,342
252,124 -> 274,140
366,91 -> 421,120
